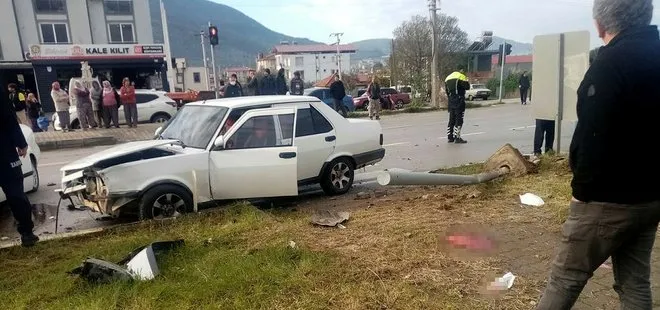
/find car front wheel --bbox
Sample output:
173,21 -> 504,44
395,100 -> 404,109
150,113 -> 171,123
139,184 -> 193,220
320,158 -> 355,196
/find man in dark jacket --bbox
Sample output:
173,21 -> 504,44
290,71 -> 304,95
246,70 -> 259,96
224,74 -> 243,98
0,87 -> 38,247
518,71 -> 530,105
536,1 -> 660,309
444,67 -> 470,144
259,69 -> 277,95
8,83 -> 27,125
276,68 -> 288,95
329,75 -> 348,117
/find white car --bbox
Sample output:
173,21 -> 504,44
53,89 -> 177,130
466,84 -> 491,101
60,96 -> 385,219
0,125 -> 41,203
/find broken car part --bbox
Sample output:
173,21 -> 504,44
311,210 -> 350,227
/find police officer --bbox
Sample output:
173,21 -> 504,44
1,87 -> 38,247
444,66 -> 470,144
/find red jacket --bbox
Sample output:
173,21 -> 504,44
120,85 -> 136,104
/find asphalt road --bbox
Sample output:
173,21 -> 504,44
1,102 -> 576,239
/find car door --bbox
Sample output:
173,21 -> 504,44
209,107 -> 299,199
294,103 -> 336,181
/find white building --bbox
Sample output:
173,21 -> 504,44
256,43 -> 357,83
0,0 -> 167,112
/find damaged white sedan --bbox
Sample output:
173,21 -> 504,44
60,96 -> 385,220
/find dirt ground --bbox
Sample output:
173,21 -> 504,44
273,157 -> 660,309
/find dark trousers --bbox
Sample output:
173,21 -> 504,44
123,104 -> 138,127
537,200 -> 660,310
533,119 -> 555,154
0,166 -> 34,235
29,117 -> 42,132
94,109 -> 103,127
520,87 -> 529,104
103,106 -> 119,128
447,107 -> 465,139
333,98 -> 348,117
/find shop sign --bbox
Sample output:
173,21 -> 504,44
27,44 -> 165,60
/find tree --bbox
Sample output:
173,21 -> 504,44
391,14 -> 469,100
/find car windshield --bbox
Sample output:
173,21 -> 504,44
158,105 -> 228,149
472,84 -> 487,89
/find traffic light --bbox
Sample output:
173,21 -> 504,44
497,44 -> 504,65
505,43 -> 513,56
209,25 -> 219,46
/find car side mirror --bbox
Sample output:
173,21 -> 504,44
213,136 -> 225,150
155,127 -> 163,137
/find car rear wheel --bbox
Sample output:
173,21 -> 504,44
395,100 -> 404,109
150,113 -> 171,123
27,156 -> 39,194
139,184 -> 193,220
320,158 -> 355,196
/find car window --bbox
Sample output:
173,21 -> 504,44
382,88 -> 397,95
321,89 -> 331,99
296,107 -> 333,137
220,106 -> 270,135
136,94 -> 159,104
278,114 -> 294,140
227,114 -> 294,149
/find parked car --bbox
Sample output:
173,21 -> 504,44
53,90 -> 178,130
466,84 -> 491,101
0,125 -> 41,203
60,96 -> 385,220
353,87 -> 412,110
303,87 -> 355,112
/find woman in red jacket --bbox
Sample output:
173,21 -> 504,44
119,77 -> 137,127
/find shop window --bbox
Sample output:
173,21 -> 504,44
193,72 -> 201,83
40,23 -> 69,44
34,0 -> 66,14
104,0 -> 133,15
109,23 -> 135,43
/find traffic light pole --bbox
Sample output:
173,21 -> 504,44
200,31 -> 210,91
209,22 -> 219,99
498,40 -> 506,102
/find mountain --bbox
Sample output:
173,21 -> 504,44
490,36 -> 533,55
351,39 -> 392,62
149,0 -> 316,67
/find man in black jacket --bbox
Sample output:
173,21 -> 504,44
223,74 -> 243,98
246,70 -> 259,96
329,75 -> 348,117
444,67 -> 470,144
537,0 -> 660,309
259,69 -> 277,95
290,71 -> 304,95
0,88 -> 38,247
518,71 -> 530,105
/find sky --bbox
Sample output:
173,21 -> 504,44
213,0 -> 660,45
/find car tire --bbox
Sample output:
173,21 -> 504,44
395,100 -> 404,109
467,95 -> 474,101
70,119 -> 80,129
362,101 -> 370,111
150,113 -> 171,123
27,156 -> 39,194
320,157 -> 355,196
138,184 -> 193,220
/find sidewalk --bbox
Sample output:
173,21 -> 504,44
35,123 -> 160,151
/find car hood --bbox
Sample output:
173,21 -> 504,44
60,139 -> 180,172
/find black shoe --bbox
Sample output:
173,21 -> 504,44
447,138 -> 455,143
21,233 -> 39,247
454,138 -> 468,144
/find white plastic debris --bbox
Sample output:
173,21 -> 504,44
125,246 -> 159,281
488,272 -> 516,291
519,193 -> 545,207
288,241 -> 297,249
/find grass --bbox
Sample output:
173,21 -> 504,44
0,156 -> 575,309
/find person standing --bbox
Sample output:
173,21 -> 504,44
536,0 -> 660,309
276,68 -> 288,95
329,75 -> 349,117
246,70 -> 259,96
533,119 -> 555,156
0,87 -> 39,247
444,67 -> 470,144
90,81 -> 103,127
73,81 -> 96,130
290,71 -> 304,95
259,68 -> 277,95
25,93 -> 42,132
7,83 -> 27,125
366,76 -> 381,120
101,81 -> 120,128
224,74 -> 243,98
519,71 -> 531,105
120,78 -> 137,127
51,82 -> 72,132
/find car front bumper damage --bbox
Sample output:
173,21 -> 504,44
61,169 -> 136,216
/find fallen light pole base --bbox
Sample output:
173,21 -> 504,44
377,144 -> 535,186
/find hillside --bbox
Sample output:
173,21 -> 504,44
491,36 -> 533,55
149,0 -> 316,67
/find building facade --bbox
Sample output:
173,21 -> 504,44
0,0 -> 167,112
256,44 -> 356,83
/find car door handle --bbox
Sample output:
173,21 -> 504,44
279,152 -> 297,159
325,136 -> 336,142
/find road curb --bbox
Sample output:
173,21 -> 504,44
37,136 -> 117,151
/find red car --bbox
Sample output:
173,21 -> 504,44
353,87 -> 412,110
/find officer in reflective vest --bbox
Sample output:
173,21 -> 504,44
444,67 -> 471,144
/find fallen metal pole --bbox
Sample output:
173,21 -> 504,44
377,167 -> 510,186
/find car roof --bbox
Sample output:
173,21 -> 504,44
186,95 -> 320,109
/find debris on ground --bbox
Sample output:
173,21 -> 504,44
0,236 -> 9,241
311,210 -> 350,228
355,192 -> 371,200
67,205 -> 88,211
487,272 -> 516,291
600,258 -> 613,270
68,240 -> 184,283
519,193 -> 545,207
288,241 -> 297,249
47,182 -> 56,187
